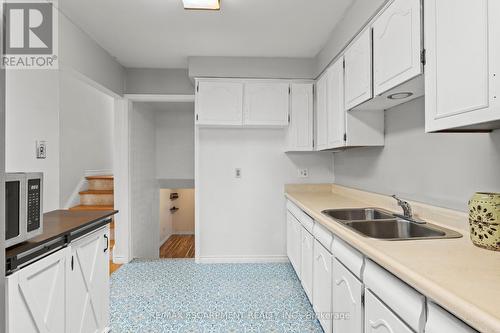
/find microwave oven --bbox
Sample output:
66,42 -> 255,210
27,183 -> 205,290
5,172 -> 43,248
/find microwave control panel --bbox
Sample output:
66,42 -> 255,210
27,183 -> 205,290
27,178 -> 41,232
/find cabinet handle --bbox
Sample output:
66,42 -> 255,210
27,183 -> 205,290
104,234 -> 109,253
369,319 -> 395,333
335,277 -> 357,305
71,255 -> 74,271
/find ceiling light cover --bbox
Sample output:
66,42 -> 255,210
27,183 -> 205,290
387,92 -> 413,100
183,0 -> 220,10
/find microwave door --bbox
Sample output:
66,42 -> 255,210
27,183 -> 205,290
5,180 -> 22,246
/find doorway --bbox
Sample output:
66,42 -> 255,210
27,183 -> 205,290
159,188 -> 195,258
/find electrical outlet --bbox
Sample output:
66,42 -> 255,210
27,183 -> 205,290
298,168 -> 309,178
235,168 -> 242,178
36,141 -> 47,159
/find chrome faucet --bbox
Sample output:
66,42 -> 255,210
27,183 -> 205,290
391,195 -> 426,224
391,195 -> 413,218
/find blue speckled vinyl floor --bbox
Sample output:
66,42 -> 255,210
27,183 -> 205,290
110,259 -> 323,333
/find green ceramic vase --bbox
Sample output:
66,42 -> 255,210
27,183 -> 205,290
468,192 -> 500,251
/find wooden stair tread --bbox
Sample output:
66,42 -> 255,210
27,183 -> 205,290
69,205 -> 115,211
86,175 -> 113,180
79,190 -> 113,195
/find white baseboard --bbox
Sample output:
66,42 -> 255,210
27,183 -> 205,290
159,233 -> 172,248
63,178 -> 87,209
84,169 -> 113,177
112,254 -> 130,264
196,255 -> 289,264
172,232 -> 195,236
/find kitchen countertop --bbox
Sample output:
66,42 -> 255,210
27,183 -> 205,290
6,209 -> 118,273
285,184 -> 500,333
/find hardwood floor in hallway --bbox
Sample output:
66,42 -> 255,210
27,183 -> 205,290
160,235 -> 195,258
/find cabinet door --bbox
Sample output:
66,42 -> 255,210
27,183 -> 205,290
286,212 -> 302,277
345,28 -> 373,110
196,80 -> 243,126
300,227 -> 314,302
6,247 -> 70,333
244,82 -> 289,126
315,74 -> 328,150
313,240 -> 333,333
332,259 -> 363,333
373,0 -> 422,96
326,58 -> 346,149
286,83 -> 314,151
69,226 -> 110,333
365,290 -> 414,333
424,0 -> 500,132
426,302 -> 477,333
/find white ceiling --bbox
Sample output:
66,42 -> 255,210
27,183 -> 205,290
60,0 -> 353,68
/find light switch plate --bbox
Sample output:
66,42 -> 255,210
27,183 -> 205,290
298,168 -> 309,178
235,168 -> 242,178
36,141 -> 47,159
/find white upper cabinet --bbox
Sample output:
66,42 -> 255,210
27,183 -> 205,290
326,58 -> 346,149
244,82 -> 290,127
196,80 -> 244,126
372,0 -> 422,96
315,74 -> 329,150
286,83 -> 314,151
424,0 -> 500,131
344,28 -> 373,110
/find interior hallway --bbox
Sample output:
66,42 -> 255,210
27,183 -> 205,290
160,235 -> 195,258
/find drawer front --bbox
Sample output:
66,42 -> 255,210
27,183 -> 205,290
332,237 -> 364,279
301,227 -> 314,302
286,200 -> 314,233
426,302 -> 477,333
364,260 -> 425,332
332,259 -> 363,333
313,240 -> 333,333
365,290 -> 414,333
313,222 -> 333,250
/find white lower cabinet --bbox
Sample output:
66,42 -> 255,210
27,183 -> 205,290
286,212 -> 302,277
365,290 -> 414,333
6,225 -> 110,333
300,226 -> 314,302
6,246 -> 70,333
426,302 -> 477,333
332,259 -> 363,333
313,239 -> 333,333
69,226 -> 110,333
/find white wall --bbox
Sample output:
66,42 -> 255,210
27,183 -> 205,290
172,189 -> 195,235
6,70 -> 60,212
188,56 -> 316,79
159,189 -> 173,246
155,103 -> 195,180
130,103 -> 159,259
333,98 -> 500,211
125,69 -> 194,95
58,9 -> 125,95
59,72 -> 114,207
197,128 -> 334,261
0,37 -> 6,326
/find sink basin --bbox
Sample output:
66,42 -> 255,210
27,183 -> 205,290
322,208 -> 463,240
322,208 -> 394,222
345,219 -> 463,240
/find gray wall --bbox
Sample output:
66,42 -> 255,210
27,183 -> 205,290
315,0 -> 388,77
333,97 -> 500,212
188,56 -> 316,79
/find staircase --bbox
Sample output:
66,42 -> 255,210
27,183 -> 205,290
70,175 -> 115,259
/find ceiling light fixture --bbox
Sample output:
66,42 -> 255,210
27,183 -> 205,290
182,0 -> 220,10
387,92 -> 413,100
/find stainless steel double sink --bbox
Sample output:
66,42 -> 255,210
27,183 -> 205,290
322,208 -> 462,240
